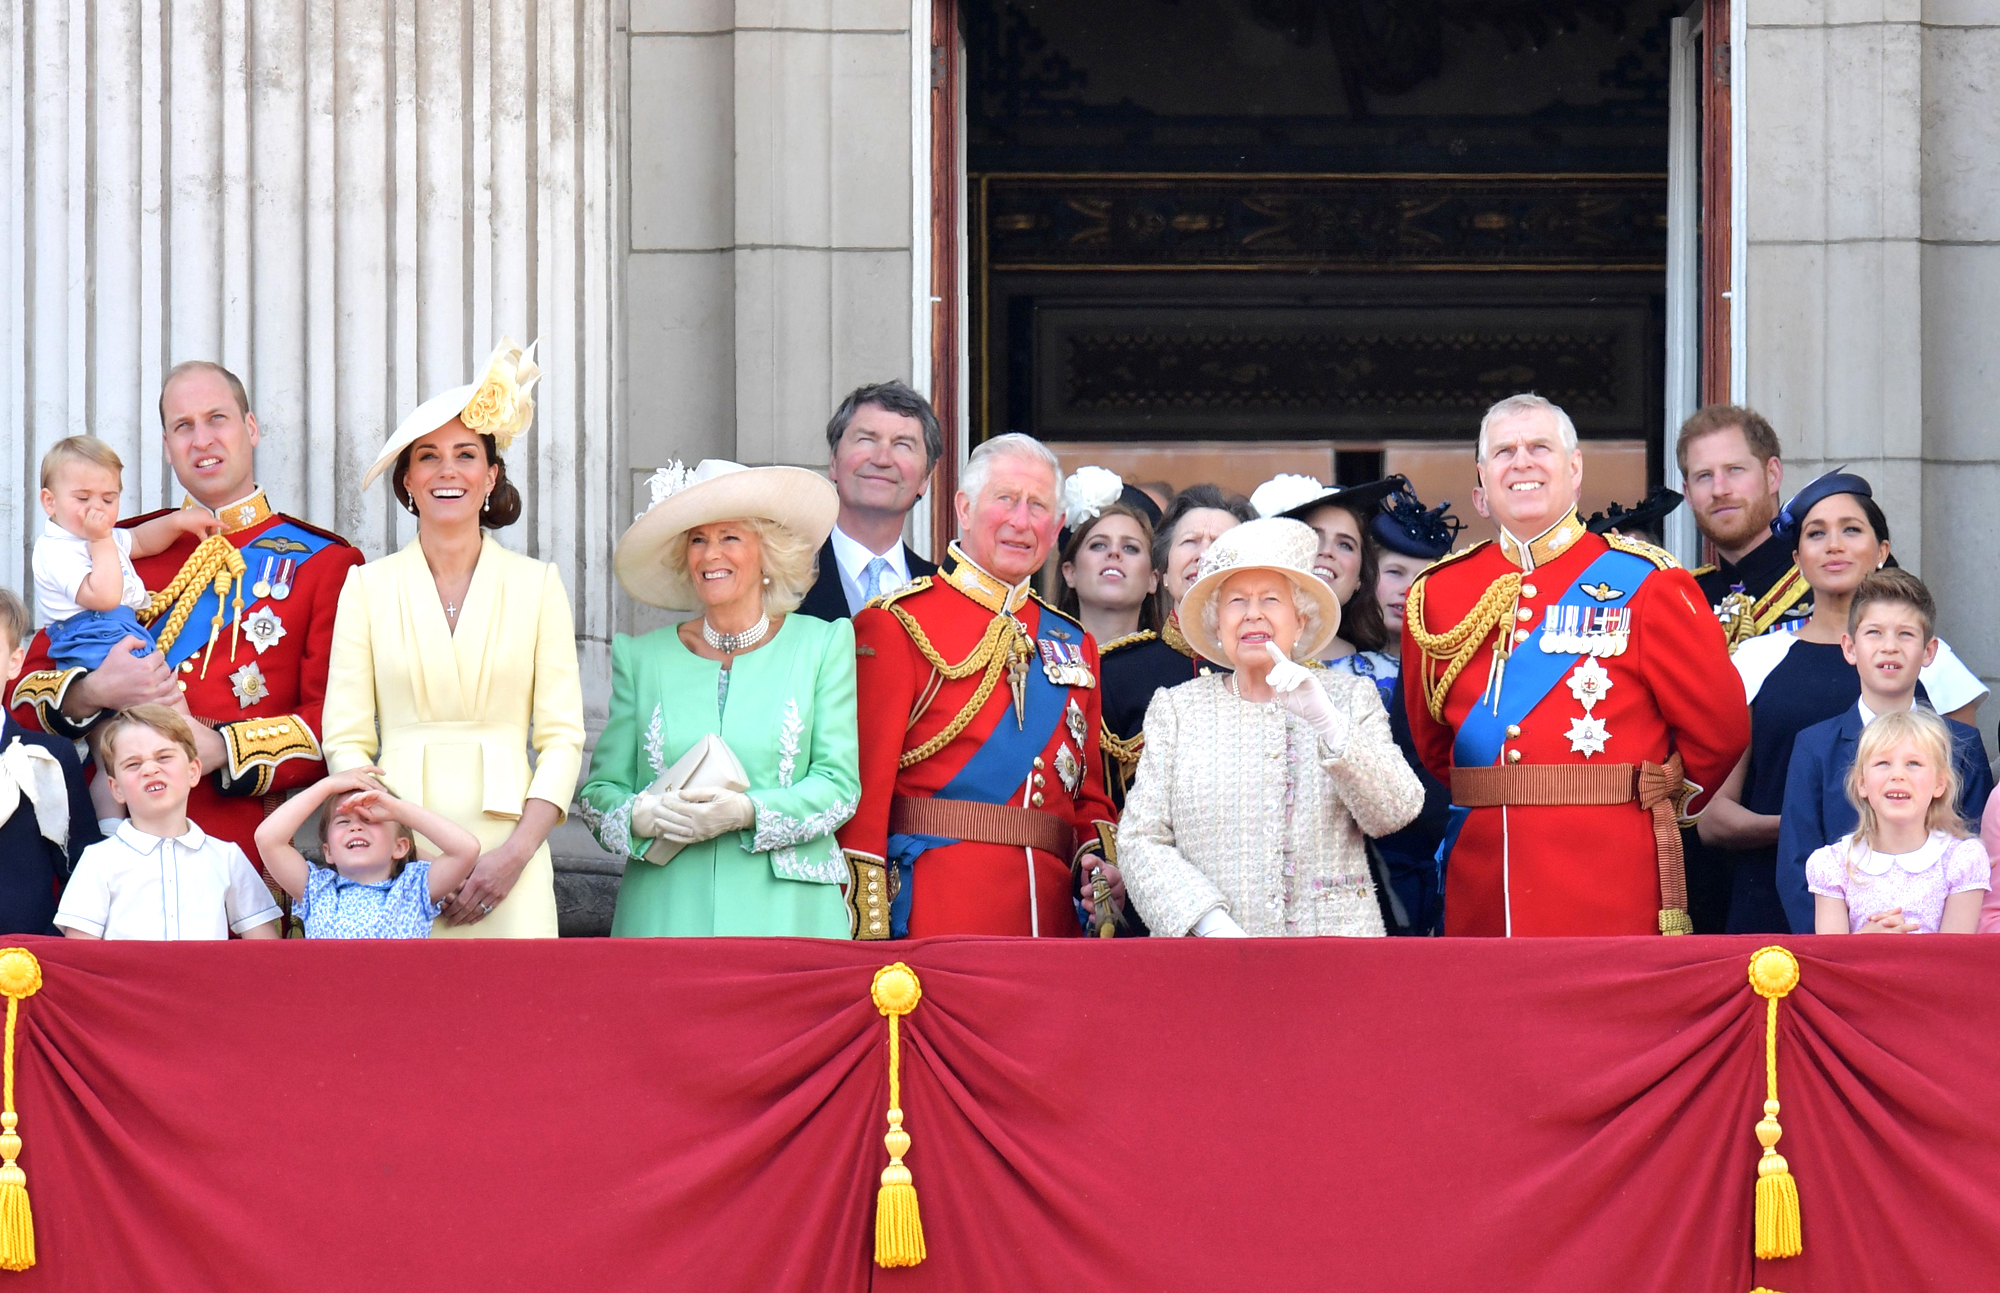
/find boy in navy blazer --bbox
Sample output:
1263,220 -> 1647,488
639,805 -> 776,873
0,590 -> 100,934
1777,570 -> 1993,932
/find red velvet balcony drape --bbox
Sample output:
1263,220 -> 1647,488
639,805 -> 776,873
4,934 -> 1993,1292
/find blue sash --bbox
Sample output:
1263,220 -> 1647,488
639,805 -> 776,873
887,611 -> 1074,936
1434,547 -> 1657,880
156,521 -> 337,670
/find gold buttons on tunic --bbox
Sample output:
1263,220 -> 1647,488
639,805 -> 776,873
1516,607 -> 1534,622
1506,724 -> 1521,738
1507,749 -> 1521,763
1513,629 -> 1529,643
181,660 -> 195,673
1033,756 -> 1045,770
1031,792 -> 1044,807
177,681 -> 188,692
1032,773 -> 1045,788
1522,584 -> 1537,597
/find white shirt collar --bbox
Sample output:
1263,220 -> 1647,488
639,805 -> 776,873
114,819 -> 210,854
1852,831 -> 1947,876
1857,697 -> 1881,726
828,524 -> 909,586
40,518 -> 83,542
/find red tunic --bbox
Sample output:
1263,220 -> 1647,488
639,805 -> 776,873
10,491 -> 364,874
1402,517 -> 1747,936
838,547 -> 1117,938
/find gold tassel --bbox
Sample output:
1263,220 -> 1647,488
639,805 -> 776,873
871,963 -> 926,1268
1748,946 -> 1802,1261
0,949 -> 44,1272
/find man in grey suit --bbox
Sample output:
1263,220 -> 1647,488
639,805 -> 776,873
798,381 -> 940,620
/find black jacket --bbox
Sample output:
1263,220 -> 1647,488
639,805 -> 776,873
796,535 -> 938,621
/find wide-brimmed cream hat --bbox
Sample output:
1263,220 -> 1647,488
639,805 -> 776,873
1178,517 -> 1342,667
614,459 -> 838,609
362,336 -> 542,489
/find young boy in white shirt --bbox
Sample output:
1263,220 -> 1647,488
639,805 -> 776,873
55,705 -> 281,940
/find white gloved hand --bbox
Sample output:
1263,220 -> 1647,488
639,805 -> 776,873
653,786 -> 757,844
1264,641 -> 1348,749
1192,907 -> 1248,938
630,791 -> 670,840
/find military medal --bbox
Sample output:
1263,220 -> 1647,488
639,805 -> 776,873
270,558 -> 296,601
252,556 -> 275,600
1055,742 -> 1082,795
229,661 -> 270,709
242,605 -> 287,655
1563,656 -> 1612,757
1065,698 -> 1086,748
1565,714 -> 1610,757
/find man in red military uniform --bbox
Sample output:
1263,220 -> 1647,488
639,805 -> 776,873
839,433 -> 1118,939
11,362 -> 362,905
1402,394 -> 1747,936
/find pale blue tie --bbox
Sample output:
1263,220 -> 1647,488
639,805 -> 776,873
861,556 -> 894,606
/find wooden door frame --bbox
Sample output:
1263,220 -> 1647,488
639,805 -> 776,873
1700,0 -> 1732,405
928,0 -> 963,557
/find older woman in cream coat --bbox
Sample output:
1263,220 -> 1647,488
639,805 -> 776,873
1117,518 -> 1421,938
322,339 -> 584,938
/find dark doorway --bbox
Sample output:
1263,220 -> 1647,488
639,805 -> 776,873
958,0 -> 1682,515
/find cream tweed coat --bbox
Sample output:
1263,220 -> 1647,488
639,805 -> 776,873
1118,672 -> 1423,937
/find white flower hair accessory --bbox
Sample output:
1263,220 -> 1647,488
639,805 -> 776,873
636,461 -> 697,521
1062,465 -> 1126,530
1249,472 -> 1328,520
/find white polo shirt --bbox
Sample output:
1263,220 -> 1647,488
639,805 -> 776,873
55,821 -> 281,940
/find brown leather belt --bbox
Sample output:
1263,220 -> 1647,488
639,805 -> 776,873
890,796 -> 1075,860
1450,754 -> 1691,935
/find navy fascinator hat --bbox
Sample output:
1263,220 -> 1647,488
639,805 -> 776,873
1370,479 -> 1464,560
1772,468 -> 1873,546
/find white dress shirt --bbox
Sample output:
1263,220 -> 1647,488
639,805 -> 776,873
32,521 -> 147,622
56,820 -> 281,939
828,524 -> 913,614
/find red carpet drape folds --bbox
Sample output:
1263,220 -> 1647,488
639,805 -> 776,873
3,935 -> 1996,1291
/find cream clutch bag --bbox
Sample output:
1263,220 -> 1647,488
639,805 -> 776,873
642,733 -> 750,865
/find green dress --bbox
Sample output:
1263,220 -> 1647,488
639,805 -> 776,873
579,615 -> 859,937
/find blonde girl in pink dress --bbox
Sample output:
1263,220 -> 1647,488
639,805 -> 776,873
1806,707 -> 1988,934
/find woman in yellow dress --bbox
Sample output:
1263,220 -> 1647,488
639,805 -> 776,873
321,338 -> 584,937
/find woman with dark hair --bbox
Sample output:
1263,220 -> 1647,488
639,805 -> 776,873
323,338 -> 585,938
1151,483 -> 1256,669
1250,474 -> 1401,687
1697,470 -> 1987,932
1055,468 -> 1165,817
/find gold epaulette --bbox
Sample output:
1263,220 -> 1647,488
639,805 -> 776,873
1098,629 -> 1157,655
862,575 -> 932,613
1029,592 -> 1083,632
1415,539 -> 1492,582
1691,563 -> 1718,578
1604,532 -> 1680,570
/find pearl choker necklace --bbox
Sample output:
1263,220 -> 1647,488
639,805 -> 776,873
702,613 -> 770,654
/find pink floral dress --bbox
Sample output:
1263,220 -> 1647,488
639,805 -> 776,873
1804,831 -> 1991,933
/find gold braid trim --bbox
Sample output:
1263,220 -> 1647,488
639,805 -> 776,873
888,605 -> 1031,769
1405,570 -> 1522,722
1100,723 -> 1143,781
141,535 -> 248,658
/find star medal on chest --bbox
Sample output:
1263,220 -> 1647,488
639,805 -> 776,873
252,555 -> 276,600
1564,656 -> 1613,757
1065,697 -> 1087,749
1055,741 -> 1083,795
242,605 -> 287,656
229,660 -> 270,710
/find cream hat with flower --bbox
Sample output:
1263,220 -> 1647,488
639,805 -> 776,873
614,459 -> 839,609
1177,516 -> 1342,667
362,336 -> 542,489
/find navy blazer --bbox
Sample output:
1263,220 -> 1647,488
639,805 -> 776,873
0,715 -> 100,935
795,535 -> 937,621
1776,704 -> 1995,933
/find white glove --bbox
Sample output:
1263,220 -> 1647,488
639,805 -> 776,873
630,791 -> 669,840
651,786 -> 757,844
1192,908 -> 1248,938
1263,641 -> 1348,749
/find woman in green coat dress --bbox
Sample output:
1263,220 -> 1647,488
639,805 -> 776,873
581,459 -> 860,937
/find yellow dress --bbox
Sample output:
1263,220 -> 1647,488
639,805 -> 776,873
321,536 -> 585,938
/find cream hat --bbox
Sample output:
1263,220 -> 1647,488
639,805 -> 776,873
362,336 -> 542,490
1177,517 -> 1342,667
613,459 -> 838,609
